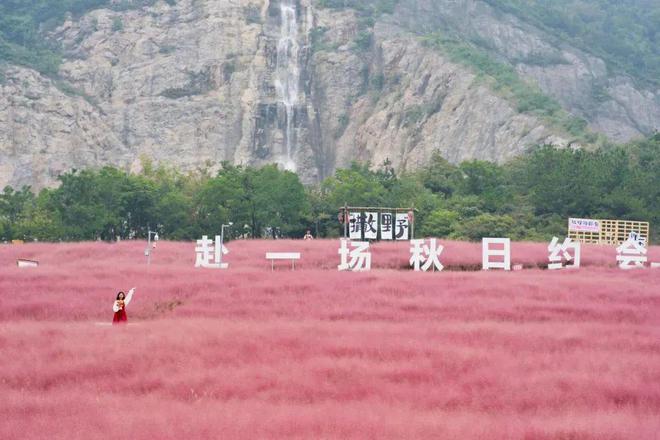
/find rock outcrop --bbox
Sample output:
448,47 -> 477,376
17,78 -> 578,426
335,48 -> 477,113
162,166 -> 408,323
0,0 -> 657,189
392,0 -> 660,142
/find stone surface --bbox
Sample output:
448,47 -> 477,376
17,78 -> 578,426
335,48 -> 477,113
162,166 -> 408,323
0,0 -> 657,189
392,0 -> 660,142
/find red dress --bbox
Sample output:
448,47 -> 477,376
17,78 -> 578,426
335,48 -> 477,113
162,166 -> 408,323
112,290 -> 134,325
112,307 -> 127,324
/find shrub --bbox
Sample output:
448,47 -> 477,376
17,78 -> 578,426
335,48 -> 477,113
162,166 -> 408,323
111,16 -> 124,32
453,213 -> 516,241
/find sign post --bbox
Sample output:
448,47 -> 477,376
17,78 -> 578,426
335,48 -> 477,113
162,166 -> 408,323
145,230 -> 159,265
340,205 -> 416,241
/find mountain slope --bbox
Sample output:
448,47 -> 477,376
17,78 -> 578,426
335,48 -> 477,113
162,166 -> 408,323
0,0 -> 658,189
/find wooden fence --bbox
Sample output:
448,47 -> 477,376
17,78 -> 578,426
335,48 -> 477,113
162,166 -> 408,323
568,219 -> 650,245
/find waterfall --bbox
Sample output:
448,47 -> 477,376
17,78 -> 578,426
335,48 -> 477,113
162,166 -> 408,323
274,0 -> 300,172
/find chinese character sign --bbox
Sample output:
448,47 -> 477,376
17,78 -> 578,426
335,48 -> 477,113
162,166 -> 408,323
364,212 -> 378,240
548,237 -> 581,270
380,213 -> 393,240
616,232 -> 647,270
410,239 -> 444,272
482,238 -> 511,271
195,235 -> 229,269
338,239 -> 371,272
395,213 -> 410,240
568,218 -> 601,233
194,233 -> 660,272
349,212 -> 362,240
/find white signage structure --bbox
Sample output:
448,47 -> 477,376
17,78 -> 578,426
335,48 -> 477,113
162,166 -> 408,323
616,232 -> 647,270
16,259 -> 39,268
343,208 -> 414,241
395,213 -> 410,241
628,231 -> 647,248
380,212 -> 394,240
364,212 -> 378,240
547,237 -> 581,270
195,235 -> 229,269
266,252 -> 301,271
482,238 -> 511,271
410,238 -> 444,272
349,212 -> 362,240
338,239 -> 371,272
568,218 -> 601,233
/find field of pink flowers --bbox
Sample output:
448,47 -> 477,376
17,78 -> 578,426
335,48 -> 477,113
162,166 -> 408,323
1,239 -> 660,439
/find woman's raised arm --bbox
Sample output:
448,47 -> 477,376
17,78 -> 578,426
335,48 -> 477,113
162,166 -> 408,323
124,288 -> 136,306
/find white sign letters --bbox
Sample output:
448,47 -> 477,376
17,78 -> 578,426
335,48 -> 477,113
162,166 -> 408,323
410,239 -> 444,272
482,238 -> 511,271
364,212 -> 378,240
195,235 -> 229,269
616,232 -> 648,270
395,213 -> 410,241
349,212 -> 362,240
338,239 -> 371,272
548,237 -> 581,270
380,212 -> 394,240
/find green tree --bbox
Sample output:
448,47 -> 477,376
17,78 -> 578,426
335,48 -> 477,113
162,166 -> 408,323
195,163 -> 248,238
0,185 -> 35,240
13,189 -> 64,241
419,151 -> 461,198
253,165 -> 309,238
419,209 -> 459,238
321,162 -> 388,208
453,213 -> 516,242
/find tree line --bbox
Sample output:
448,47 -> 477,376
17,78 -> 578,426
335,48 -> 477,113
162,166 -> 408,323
1,134 -> 659,243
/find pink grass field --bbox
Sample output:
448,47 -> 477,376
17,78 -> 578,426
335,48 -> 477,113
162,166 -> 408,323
1,239 -> 659,439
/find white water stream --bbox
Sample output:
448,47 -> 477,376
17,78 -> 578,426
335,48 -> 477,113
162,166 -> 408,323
274,0 -> 301,171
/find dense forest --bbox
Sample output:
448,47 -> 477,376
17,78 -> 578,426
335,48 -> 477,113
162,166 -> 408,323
2,134 -> 658,243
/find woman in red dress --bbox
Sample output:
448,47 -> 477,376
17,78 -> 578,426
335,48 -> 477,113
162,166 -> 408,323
112,287 -> 135,325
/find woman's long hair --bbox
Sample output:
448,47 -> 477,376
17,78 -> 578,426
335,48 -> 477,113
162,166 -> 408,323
116,291 -> 125,301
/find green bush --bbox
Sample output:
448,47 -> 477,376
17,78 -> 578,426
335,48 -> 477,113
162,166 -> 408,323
244,6 -> 261,25
453,213 -> 516,241
111,16 -> 124,32
420,209 -> 459,237
353,31 -> 373,52
316,0 -> 399,16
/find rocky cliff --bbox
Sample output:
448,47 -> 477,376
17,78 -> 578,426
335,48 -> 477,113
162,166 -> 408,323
392,0 -> 660,142
0,0 -> 658,189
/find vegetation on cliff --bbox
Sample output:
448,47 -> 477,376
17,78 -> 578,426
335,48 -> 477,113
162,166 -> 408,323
482,0 -> 660,86
421,33 -> 602,145
0,0 -> 170,75
6,0 -> 656,86
317,0 -> 660,87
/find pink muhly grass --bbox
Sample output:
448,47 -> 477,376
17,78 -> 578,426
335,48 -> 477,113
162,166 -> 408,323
1,240 -> 659,439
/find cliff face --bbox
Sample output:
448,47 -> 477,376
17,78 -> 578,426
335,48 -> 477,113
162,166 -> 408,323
0,0 -> 658,189
392,0 -> 660,142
